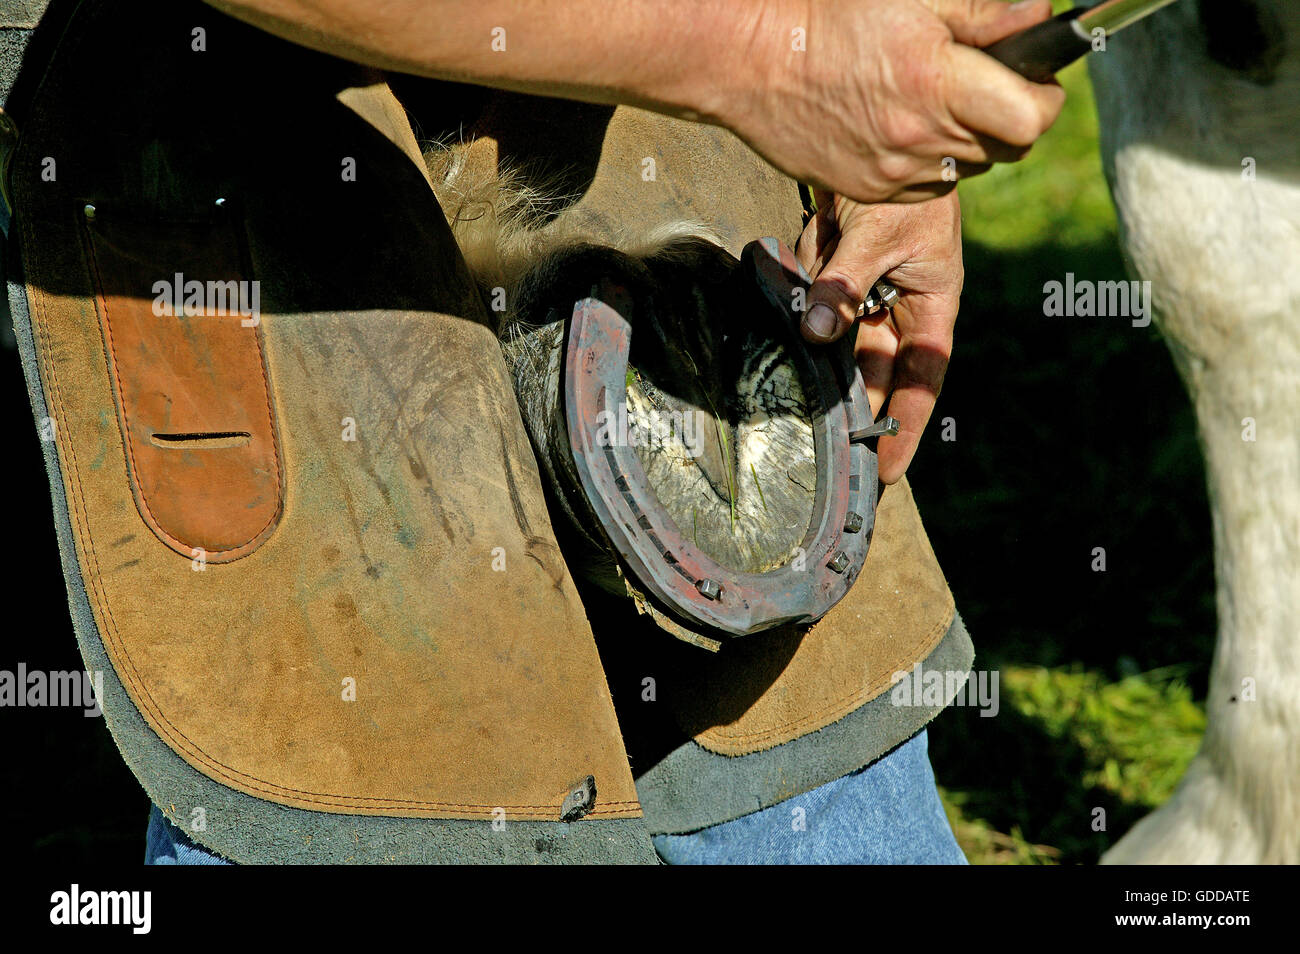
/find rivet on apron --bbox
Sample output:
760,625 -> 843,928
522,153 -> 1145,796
560,775 -> 597,822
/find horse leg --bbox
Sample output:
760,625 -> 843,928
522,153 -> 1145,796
1091,0 -> 1300,863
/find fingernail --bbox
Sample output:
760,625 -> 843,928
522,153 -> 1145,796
1010,0 -> 1043,10
803,303 -> 837,341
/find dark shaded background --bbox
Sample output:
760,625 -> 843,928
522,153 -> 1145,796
914,238 -> 1215,862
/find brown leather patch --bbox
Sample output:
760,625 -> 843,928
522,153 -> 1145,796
432,97 -> 804,256
81,212 -> 282,562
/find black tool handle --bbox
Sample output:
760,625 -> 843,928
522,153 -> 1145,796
984,8 -> 1096,82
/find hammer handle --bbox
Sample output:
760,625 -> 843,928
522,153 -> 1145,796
984,8 -> 1096,82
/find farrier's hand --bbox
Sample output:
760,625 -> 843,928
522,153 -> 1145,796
724,0 -> 1064,202
795,189 -> 962,482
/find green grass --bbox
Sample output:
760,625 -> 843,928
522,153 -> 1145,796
1006,664 -> 1206,807
938,663 -> 1207,864
959,57 -> 1118,251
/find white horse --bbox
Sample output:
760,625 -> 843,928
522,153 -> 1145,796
1089,0 -> 1300,863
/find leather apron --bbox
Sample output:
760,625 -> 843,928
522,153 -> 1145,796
6,0 -> 971,860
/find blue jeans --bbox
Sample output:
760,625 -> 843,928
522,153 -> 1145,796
145,806 -> 232,865
653,729 -> 966,864
145,729 -> 964,865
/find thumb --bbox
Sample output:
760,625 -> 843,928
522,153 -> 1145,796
800,227 -> 900,345
922,0 -> 1054,48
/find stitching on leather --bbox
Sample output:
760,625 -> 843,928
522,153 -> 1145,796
25,198 -> 639,821
82,225 -> 283,559
692,597 -> 956,752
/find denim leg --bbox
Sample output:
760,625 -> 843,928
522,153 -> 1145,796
652,729 -> 967,865
144,805 -> 232,866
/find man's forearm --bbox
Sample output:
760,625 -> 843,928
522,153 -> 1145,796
206,0 -> 1065,204
205,0 -> 795,128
